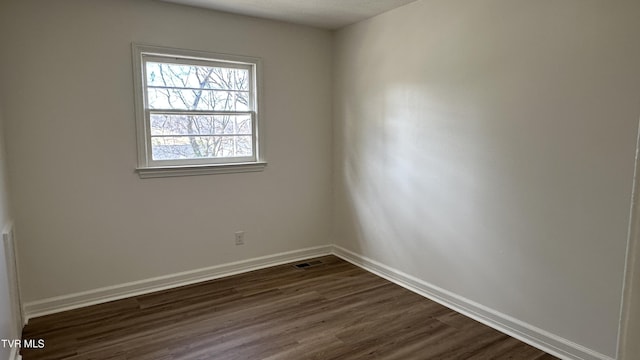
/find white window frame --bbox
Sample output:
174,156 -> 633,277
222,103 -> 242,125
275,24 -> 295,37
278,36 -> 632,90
132,43 -> 266,178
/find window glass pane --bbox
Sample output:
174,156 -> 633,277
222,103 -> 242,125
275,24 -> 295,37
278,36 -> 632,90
151,136 -> 253,160
147,88 -> 249,111
151,136 -> 213,160
150,114 -> 252,136
217,136 -> 253,157
150,114 -> 213,136
146,62 -> 249,91
213,115 -> 252,135
235,136 -> 253,156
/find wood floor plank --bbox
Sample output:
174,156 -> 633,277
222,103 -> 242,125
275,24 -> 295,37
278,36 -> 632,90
21,256 -> 557,360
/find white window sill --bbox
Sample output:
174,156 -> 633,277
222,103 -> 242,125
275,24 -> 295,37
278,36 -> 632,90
136,162 -> 267,179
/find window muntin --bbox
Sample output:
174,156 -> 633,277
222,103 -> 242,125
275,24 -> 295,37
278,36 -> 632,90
133,44 -> 262,173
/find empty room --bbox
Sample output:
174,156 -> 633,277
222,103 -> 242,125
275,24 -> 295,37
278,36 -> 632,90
1,0 -> 639,359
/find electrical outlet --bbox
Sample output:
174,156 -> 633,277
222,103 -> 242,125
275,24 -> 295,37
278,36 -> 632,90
235,231 -> 245,246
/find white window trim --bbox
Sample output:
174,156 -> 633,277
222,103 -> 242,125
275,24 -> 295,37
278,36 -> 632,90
132,43 -> 266,178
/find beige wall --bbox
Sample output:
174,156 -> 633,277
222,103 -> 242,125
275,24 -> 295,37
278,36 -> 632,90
0,0 -> 333,303
333,0 -> 640,357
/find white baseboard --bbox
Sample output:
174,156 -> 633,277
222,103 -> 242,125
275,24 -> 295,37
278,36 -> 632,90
330,245 -> 614,360
21,243 -> 613,360
23,245 -> 332,321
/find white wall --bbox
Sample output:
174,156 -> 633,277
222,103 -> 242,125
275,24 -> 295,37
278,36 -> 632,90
0,0 -> 333,303
0,102 -> 15,360
333,0 -> 640,357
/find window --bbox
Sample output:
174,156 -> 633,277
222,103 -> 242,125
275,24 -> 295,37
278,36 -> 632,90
132,44 -> 265,178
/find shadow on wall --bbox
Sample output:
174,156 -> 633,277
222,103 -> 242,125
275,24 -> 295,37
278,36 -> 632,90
334,67 -> 624,345
337,80 -> 535,301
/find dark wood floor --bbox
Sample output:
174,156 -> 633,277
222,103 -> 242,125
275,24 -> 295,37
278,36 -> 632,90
21,256 -> 557,360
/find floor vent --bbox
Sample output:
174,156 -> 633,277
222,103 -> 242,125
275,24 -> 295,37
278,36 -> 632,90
293,260 -> 323,269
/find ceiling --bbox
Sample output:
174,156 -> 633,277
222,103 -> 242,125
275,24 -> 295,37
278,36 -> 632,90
160,0 -> 418,29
